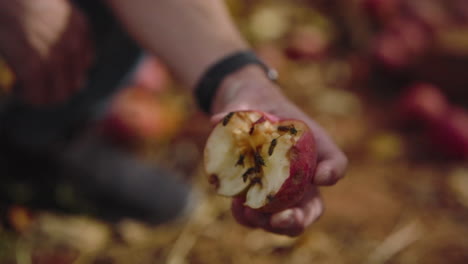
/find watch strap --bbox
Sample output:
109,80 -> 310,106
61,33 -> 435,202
194,50 -> 277,114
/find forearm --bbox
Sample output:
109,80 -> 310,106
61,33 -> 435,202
105,0 -> 249,89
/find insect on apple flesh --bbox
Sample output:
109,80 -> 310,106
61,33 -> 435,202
204,111 -> 317,213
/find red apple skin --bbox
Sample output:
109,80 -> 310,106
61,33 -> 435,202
209,111 -> 317,214
100,86 -> 184,144
285,27 -> 328,61
101,112 -> 137,144
363,0 -> 401,24
373,18 -> 430,71
396,83 -> 448,126
133,56 -> 170,93
254,126 -> 317,213
346,55 -> 372,88
231,196 -> 257,228
428,107 -> 468,159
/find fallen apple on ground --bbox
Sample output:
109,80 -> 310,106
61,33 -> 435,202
428,107 -> 468,159
396,83 -> 448,125
101,86 -> 185,145
204,111 -> 317,213
373,18 -> 429,71
285,26 -> 329,60
362,0 -> 401,24
132,56 -> 171,93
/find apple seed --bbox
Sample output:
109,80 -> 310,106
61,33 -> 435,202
278,125 -> 298,135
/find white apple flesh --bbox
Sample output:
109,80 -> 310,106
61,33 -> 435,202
204,111 -> 317,213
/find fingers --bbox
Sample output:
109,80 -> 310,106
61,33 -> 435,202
231,187 -> 324,237
308,123 -> 348,186
268,187 -> 323,236
268,209 -> 306,236
215,91 -> 346,236
315,148 -> 348,186
231,197 -> 270,228
213,101 -> 348,186
231,197 -> 258,228
271,187 -> 323,228
313,148 -> 348,186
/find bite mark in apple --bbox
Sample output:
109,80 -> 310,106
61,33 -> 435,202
204,111 -> 317,213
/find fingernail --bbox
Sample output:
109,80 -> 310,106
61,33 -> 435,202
271,210 -> 296,228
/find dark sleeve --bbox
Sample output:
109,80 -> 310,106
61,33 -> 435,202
0,0 -> 142,149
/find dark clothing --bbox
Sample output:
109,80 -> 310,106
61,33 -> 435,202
0,0 -> 141,149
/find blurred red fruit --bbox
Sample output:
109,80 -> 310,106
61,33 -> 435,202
285,26 -> 328,60
396,83 -> 448,125
255,43 -> 287,72
374,33 -> 410,70
133,56 -> 171,93
347,55 -> 371,87
428,107 -> 468,159
363,0 -> 401,24
8,205 -> 33,233
373,18 -> 430,70
0,58 -> 15,95
102,86 -> 184,144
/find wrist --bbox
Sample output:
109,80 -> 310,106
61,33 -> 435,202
211,65 -> 282,114
194,50 -> 278,114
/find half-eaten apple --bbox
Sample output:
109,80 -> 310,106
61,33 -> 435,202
204,111 -> 317,213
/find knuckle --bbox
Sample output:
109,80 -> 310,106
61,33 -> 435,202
324,169 -> 340,185
335,152 -> 349,179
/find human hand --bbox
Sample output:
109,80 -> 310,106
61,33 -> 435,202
0,0 -> 93,106
210,66 -> 348,236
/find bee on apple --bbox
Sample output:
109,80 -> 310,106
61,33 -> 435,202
268,138 -> 278,156
278,125 -> 298,135
222,112 -> 235,126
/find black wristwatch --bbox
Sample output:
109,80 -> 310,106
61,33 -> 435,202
194,51 -> 278,114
